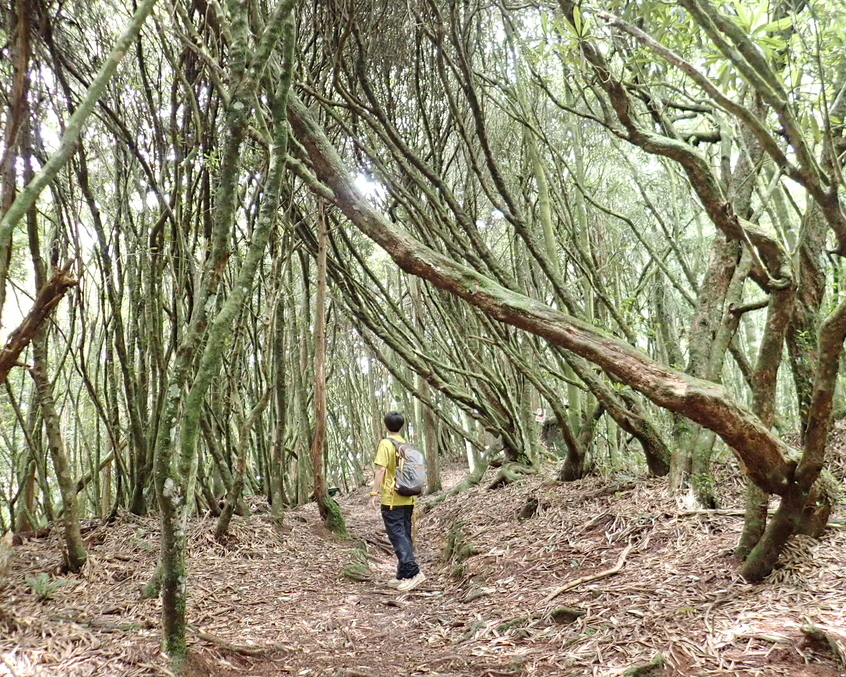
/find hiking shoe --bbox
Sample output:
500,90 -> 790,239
397,572 -> 426,592
386,578 -> 402,588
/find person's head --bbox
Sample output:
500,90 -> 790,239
384,411 -> 405,433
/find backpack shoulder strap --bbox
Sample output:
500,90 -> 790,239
384,437 -> 403,462
388,438 -> 412,467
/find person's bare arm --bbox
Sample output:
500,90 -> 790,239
371,466 -> 386,510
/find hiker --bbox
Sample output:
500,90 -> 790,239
370,411 -> 426,592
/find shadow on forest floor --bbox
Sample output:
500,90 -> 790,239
2,453 -> 846,676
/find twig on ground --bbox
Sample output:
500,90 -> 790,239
542,544 -> 633,605
190,626 -> 292,656
0,652 -> 21,677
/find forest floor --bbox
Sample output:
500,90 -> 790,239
2,449 -> 846,677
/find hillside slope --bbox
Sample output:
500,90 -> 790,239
1,461 -> 845,676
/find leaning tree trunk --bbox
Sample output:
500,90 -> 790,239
741,149 -> 846,580
735,278 -> 796,559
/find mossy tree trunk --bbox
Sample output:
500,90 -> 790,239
29,334 -> 87,573
269,275 -> 290,518
311,202 -> 346,535
0,0 -> 32,322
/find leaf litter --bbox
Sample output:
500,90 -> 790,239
1,446 -> 845,676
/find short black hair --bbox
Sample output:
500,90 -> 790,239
384,411 -> 405,433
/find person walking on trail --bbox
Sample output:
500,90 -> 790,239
370,411 -> 426,592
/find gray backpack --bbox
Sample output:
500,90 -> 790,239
387,438 -> 427,496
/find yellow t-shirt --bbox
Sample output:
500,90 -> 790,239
374,433 -> 414,506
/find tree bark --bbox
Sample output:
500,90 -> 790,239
29,334 -> 88,572
0,0 -> 31,320
0,262 -> 77,384
154,8 -> 296,664
269,262 -> 290,518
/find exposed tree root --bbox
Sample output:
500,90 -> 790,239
320,496 -> 348,537
550,606 -> 586,624
486,463 -> 537,490
190,626 -> 292,656
443,521 -> 479,581
141,564 -> 162,600
542,544 -> 633,604
518,496 -> 539,520
496,605 -> 587,632
341,543 -> 372,582
800,624 -> 846,667
423,460 -> 490,510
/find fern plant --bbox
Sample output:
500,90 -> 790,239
25,573 -> 66,602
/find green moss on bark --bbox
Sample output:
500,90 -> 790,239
320,496 -> 347,537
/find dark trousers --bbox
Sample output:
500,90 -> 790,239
381,504 -> 420,579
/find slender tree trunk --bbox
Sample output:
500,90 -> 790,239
19,114 -> 86,571
215,389 -> 271,539
461,411 -> 477,472
29,334 -> 87,572
72,143 -> 150,515
269,285 -> 289,518
422,395 -> 441,493
0,0 -> 31,320
670,236 -> 741,494
311,203 -> 345,533
14,459 -> 37,533
736,278 -> 796,558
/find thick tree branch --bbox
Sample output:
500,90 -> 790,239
589,4 -> 846,254
561,5 -> 792,288
0,261 -> 76,385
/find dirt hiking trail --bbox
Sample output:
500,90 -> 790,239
2,465 -> 846,677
